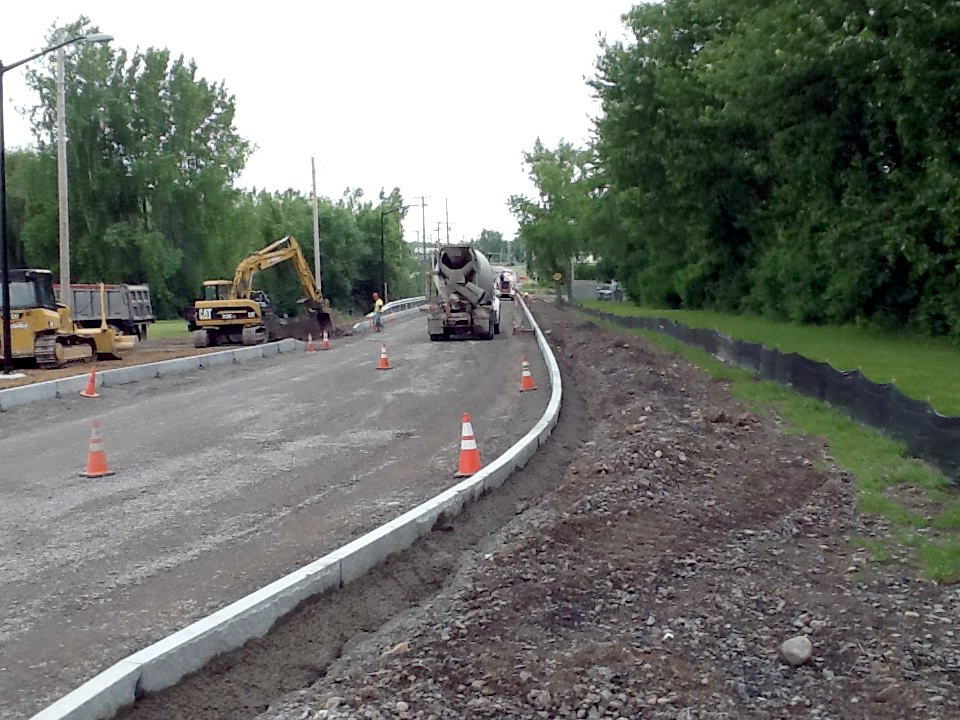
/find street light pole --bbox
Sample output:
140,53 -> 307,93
311,157 -> 321,294
57,47 -> 70,313
379,210 -> 387,300
379,203 -> 411,301
418,196 -> 428,297
1,68 -> 10,374
1,32 -> 113,375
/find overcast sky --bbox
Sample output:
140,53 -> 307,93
2,1 -> 632,244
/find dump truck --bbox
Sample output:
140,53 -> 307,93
55,283 -> 154,339
1,269 -> 137,368
188,235 -> 334,347
427,245 -> 500,341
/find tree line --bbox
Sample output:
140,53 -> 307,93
511,0 -> 960,340
5,19 -> 425,318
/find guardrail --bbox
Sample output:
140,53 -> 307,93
576,304 -> 960,484
351,296 -> 428,333
32,293 -> 561,720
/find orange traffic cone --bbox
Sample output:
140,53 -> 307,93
321,330 -> 331,350
455,413 -> 483,477
520,356 -> 537,392
80,366 -> 99,398
82,419 -> 114,478
306,334 -> 316,353
377,343 -> 392,370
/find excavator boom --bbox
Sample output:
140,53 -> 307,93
231,236 -> 323,304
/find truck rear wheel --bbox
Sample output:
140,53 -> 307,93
192,329 -> 210,348
484,317 -> 495,340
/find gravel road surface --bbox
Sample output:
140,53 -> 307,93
117,300 -> 957,720
0,301 -> 547,719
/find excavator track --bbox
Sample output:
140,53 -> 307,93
34,334 -> 95,369
34,334 -> 62,369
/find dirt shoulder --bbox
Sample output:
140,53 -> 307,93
0,337 -> 217,389
0,310 -> 370,390
121,299 -> 958,720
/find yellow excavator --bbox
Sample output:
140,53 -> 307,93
188,235 -> 334,348
0,269 -> 137,368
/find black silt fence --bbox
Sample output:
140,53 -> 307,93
576,305 -> 960,484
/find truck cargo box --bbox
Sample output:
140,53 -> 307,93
55,283 -> 155,339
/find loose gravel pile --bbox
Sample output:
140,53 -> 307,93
248,300 -> 957,719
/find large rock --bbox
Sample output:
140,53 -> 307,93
781,635 -> 813,666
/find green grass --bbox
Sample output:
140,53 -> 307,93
854,537 -> 890,563
920,541 -> 960,583
932,504 -> 960,531
582,300 -> 960,415
149,319 -> 190,340
582,311 -> 960,583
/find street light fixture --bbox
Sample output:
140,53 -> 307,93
1,31 -> 113,375
379,203 -> 412,300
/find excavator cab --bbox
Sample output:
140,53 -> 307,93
5,270 -> 59,311
0,270 -> 135,367
0,270 -> 65,361
202,280 -> 233,301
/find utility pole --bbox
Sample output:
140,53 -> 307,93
418,195 -> 428,296
445,197 -> 450,244
56,46 -> 70,312
311,157 -> 321,294
436,221 -> 443,247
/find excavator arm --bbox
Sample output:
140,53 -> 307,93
229,235 -> 333,335
231,236 -> 322,303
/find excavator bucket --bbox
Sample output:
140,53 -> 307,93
266,308 -> 335,341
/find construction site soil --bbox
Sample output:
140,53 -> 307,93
0,311 -> 367,390
0,337 -> 219,389
117,299 -> 957,720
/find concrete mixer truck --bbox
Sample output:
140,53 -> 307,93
427,245 -> 501,341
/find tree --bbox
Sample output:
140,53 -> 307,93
21,18 -> 252,316
475,229 -> 505,261
509,139 -> 596,299
5,17 -> 486,320
583,0 -> 960,337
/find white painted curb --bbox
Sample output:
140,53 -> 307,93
31,296 -> 560,720
0,340 -> 300,411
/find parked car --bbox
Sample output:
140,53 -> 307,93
597,281 -> 623,301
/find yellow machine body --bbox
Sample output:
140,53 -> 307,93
1,270 -> 137,368
189,237 -> 333,347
